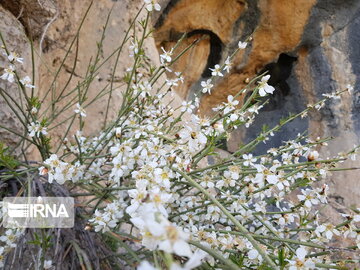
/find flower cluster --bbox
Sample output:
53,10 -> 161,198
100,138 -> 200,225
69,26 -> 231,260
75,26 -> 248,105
39,154 -> 85,184
0,229 -> 22,267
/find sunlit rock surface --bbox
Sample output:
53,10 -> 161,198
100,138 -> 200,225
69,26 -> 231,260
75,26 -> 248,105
153,0 -> 360,206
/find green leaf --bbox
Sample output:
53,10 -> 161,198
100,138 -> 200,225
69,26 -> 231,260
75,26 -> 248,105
0,142 -> 19,169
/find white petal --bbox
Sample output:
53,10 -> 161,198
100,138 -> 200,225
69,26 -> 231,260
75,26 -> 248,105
154,3 -> 161,11
248,249 -> 259,260
185,249 -> 207,268
262,75 -> 270,82
325,230 -> 333,240
238,41 -> 248,49
267,174 -> 278,184
173,240 -> 193,257
259,88 -> 266,97
265,84 -> 275,94
158,239 -> 172,252
296,247 -> 307,261
147,220 -> 165,236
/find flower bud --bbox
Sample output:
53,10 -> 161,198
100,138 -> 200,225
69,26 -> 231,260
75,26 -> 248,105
308,150 -> 319,161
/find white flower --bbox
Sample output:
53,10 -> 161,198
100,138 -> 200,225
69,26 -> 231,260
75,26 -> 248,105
131,203 -> 192,257
158,224 -> 193,257
224,95 -> 239,114
229,113 -> 238,122
144,0 -> 161,12
213,121 -> 224,133
323,91 -> 341,100
274,174 -> 290,191
44,260 -> 52,269
206,205 -> 221,222
42,154 -> 84,184
346,84 -> 354,94
20,76 -> 35,88
7,52 -> 23,63
129,40 -> 139,57
1,65 -> 15,83
166,78 -> 179,87
89,210 -> 117,233
181,101 -> 195,113
175,72 -> 184,83
0,229 -> 20,248
266,173 -> 279,185
148,187 -> 172,216
200,175 -> 215,188
179,126 -> 207,153
315,223 -> 340,240
297,189 -> 319,208
201,79 -> 213,94
160,47 -> 173,64
258,75 -> 275,97
223,56 -> 232,73
210,64 -> 223,77
238,41 -> 248,49
43,154 -> 60,168
275,213 -> 295,226
288,247 -> 315,270
153,167 -> 172,189
242,153 -> 256,166
28,121 -> 47,138
248,249 -> 259,260
307,150 -> 319,161
316,184 -> 329,203
216,175 -> 236,189
224,165 -> 241,180
30,107 -> 38,115
74,103 -> 87,117
110,155 -> 130,183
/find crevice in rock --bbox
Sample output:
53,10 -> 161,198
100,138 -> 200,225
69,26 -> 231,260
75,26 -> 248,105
0,0 -> 27,31
260,53 -> 297,111
260,53 -> 298,96
0,0 -> 57,40
233,0 -> 260,41
154,0 -> 182,29
245,53 -> 298,111
187,29 -> 223,78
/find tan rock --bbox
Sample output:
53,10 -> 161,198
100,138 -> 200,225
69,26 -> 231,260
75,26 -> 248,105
0,5 -> 30,152
152,0 -> 360,206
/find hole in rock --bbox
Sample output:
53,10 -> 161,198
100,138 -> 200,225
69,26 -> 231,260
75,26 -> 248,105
187,29 -> 223,78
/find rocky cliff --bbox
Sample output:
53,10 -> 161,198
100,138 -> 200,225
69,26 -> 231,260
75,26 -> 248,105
153,0 -> 360,207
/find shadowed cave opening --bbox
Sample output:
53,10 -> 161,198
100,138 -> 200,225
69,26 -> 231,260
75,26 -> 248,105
258,53 -> 298,111
219,53 -> 307,154
187,29 -> 223,78
243,53 -> 298,111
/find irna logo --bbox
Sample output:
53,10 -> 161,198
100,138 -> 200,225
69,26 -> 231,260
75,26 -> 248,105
3,197 -> 74,228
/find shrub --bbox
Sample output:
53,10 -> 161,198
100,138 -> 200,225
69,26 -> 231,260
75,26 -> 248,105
0,1 -> 359,269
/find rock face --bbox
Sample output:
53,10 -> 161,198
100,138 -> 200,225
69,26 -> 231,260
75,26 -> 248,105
0,0 -> 360,206
0,5 -> 30,151
0,0 -> 185,160
152,0 -> 360,206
